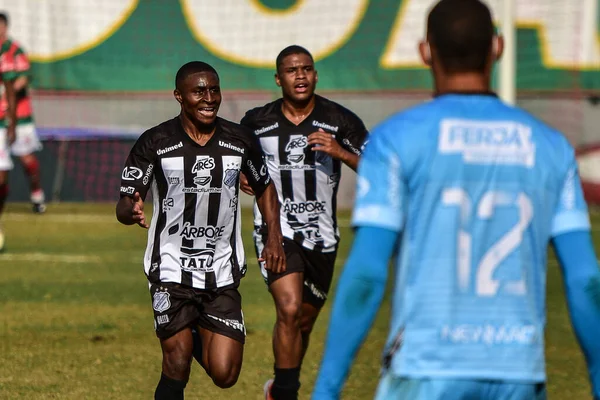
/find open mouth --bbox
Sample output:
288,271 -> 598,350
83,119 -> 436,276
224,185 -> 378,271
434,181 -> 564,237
294,83 -> 309,93
198,107 -> 216,118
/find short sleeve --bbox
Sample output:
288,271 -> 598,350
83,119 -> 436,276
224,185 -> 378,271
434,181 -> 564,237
0,45 -> 17,81
119,131 -> 157,200
351,127 -> 405,232
338,111 -> 369,156
242,132 -> 271,197
551,150 -> 591,237
240,110 -> 256,130
13,46 -> 30,78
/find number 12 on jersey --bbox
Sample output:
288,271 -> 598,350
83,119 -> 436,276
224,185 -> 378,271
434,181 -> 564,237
442,189 -> 534,297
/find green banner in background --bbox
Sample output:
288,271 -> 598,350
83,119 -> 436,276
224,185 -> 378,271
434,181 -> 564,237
2,0 -> 598,92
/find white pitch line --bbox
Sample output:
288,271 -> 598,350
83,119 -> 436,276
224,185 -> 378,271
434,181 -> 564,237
0,252 -> 102,263
4,213 -> 115,224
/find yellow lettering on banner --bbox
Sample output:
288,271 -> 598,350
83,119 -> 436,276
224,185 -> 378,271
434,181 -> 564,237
381,0 -> 600,70
180,0 -> 369,68
0,0 -> 139,62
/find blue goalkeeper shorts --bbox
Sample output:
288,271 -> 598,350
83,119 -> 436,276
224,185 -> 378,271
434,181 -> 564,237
374,373 -> 546,400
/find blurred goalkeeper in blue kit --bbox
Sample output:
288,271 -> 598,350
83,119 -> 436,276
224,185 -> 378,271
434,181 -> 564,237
312,0 -> 600,399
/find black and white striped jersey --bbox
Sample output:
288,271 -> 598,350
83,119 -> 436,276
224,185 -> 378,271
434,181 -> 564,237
119,116 -> 271,289
241,95 -> 369,253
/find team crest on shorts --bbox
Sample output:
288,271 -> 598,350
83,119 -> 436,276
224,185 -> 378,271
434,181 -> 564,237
153,289 -> 171,313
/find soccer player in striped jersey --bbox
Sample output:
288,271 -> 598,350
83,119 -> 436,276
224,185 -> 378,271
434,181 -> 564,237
116,61 -> 285,400
0,11 -> 18,251
240,45 -> 369,400
313,0 -> 600,399
0,13 -> 46,214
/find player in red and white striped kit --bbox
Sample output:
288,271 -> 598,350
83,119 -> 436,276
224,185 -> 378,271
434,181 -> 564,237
0,12 -> 46,215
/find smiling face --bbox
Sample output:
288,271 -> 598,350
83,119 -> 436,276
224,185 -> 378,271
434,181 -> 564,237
275,53 -> 318,104
174,71 -> 221,127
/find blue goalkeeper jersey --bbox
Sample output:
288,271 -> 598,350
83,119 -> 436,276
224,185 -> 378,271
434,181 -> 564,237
353,93 -> 591,382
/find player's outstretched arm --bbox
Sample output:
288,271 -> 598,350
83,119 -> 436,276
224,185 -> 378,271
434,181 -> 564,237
312,226 -> 396,400
115,192 -> 149,228
255,183 -> 285,273
552,230 -> 600,399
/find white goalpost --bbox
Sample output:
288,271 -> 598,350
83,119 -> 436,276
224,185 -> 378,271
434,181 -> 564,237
498,0 -> 516,105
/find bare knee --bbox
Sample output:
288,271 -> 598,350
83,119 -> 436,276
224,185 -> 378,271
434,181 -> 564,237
161,334 -> 193,381
163,351 -> 192,380
275,295 -> 302,328
210,368 -> 239,389
207,353 -> 241,388
201,329 -> 243,389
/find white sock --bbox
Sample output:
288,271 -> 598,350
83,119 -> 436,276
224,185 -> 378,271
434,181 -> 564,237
31,189 -> 45,204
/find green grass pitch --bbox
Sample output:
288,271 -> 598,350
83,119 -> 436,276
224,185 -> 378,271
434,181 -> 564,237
0,203 -> 594,399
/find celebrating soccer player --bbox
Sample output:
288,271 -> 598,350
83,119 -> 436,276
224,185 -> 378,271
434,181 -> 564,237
116,61 -> 285,400
313,0 -> 600,399
0,13 -> 46,214
240,45 -> 369,400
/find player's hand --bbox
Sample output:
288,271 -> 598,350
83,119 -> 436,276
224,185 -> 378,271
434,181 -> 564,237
260,235 -> 285,273
6,125 -> 16,146
308,128 -> 344,160
131,192 -> 148,229
239,172 -> 255,196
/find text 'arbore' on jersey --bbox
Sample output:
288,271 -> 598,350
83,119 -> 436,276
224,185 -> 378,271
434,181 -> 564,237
241,95 -> 369,253
119,117 -> 271,289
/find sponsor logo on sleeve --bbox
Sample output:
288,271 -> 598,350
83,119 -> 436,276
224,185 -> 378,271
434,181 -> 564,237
142,164 -> 154,185
246,159 -> 261,182
120,186 -> 135,195
121,166 -> 143,181
343,138 -> 361,155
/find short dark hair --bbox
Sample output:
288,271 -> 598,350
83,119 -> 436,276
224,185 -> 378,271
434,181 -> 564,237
275,45 -> 314,72
175,61 -> 218,90
427,0 -> 495,73
0,12 -> 8,25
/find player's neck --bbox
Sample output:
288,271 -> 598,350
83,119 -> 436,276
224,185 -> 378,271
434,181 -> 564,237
179,114 -> 216,145
281,96 -> 316,126
435,72 -> 491,95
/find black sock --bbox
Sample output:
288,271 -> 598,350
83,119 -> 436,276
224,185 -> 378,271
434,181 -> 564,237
154,373 -> 187,400
271,367 -> 301,400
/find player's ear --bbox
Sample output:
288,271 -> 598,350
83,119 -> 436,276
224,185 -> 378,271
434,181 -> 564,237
419,40 -> 432,66
274,73 -> 281,87
173,89 -> 183,105
492,35 -> 504,61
